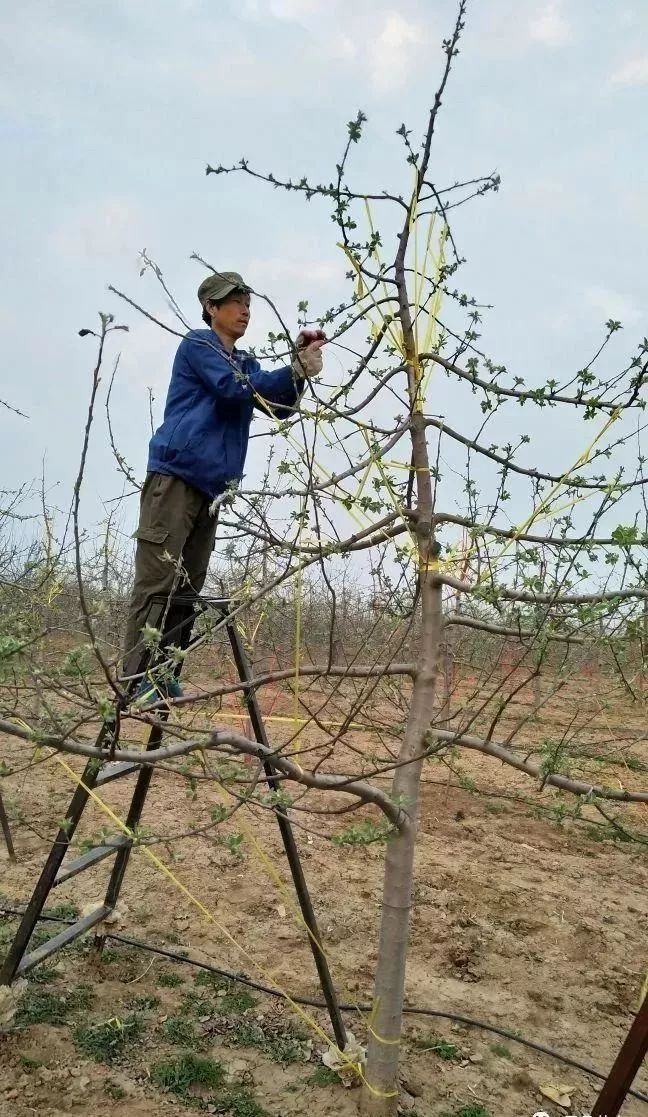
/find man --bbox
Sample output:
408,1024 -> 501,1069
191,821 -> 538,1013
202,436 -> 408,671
122,269 -> 325,700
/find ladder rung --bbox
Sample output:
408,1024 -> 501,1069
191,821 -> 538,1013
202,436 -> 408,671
95,760 -> 141,786
54,836 -> 131,886
16,906 -> 113,975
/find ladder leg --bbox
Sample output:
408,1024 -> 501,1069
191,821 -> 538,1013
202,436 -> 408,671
226,620 -> 348,1051
591,996 -> 648,1116
0,753 -> 103,983
103,594 -> 199,919
0,790 -> 16,861
103,722 -> 164,912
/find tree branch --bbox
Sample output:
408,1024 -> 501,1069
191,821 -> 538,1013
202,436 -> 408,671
444,611 -> 584,644
0,720 -> 406,829
428,727 -> 648,805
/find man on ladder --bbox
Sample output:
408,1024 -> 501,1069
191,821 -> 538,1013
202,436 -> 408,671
122,270 -> 325,703
1,273 -> 348,1052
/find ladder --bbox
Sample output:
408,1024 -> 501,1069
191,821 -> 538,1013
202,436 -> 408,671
0,790 -> 16,860
0,594 -> 347,1050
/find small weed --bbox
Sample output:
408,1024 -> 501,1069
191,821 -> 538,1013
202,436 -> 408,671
151,1051 -> 225,1096
46,901 -> 80,921
214,987 -> 257,1017
180,989 -> 213,1018
18,1055 -> 42,1072
162,930 -> 184,946
263,1032 -> 308,1063
181,980 -> 303,1062
29,925 -> 56,949
194,972 -> 256,1015
16,983 -> 94,1026
216,833 -> 245,860
157,970 -> 184,988
484,802 -> 506,816
17,991 -> 67,1026
74,1013 -> 145,1063
195,969 -> 227,989
305,1065 -> 340,1086
412,1034 -> 459,1061
331,820 -> 393,846
96,947 -> 119,964
26,962 -> 60,985
95,944 -> 142,967
586,823 -> 631,844
128,993 -> 161,1012
104,1081 -> 128,1100
225,1018 -> 309,1064
211,1088 -> 268,1116
491,1042 -> 512,1059
440,1106 -> 491,1117
162,1015 -> 207,1049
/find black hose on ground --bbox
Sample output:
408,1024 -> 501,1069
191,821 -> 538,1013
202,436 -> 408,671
1,905 -> 646,1106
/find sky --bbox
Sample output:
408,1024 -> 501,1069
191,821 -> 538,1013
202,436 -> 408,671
1,0 -> 647,550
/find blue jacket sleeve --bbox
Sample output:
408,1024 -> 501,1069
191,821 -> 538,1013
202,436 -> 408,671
248,356 -> 306,418
183,335 -> 303,415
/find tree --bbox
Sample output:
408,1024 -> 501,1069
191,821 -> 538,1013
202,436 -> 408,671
2,2 -> 648,1113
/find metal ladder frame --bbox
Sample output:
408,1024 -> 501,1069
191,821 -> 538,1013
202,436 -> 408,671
0,790 -> 16,861
591,996 -> 648,1116
0,593 -> 347,1050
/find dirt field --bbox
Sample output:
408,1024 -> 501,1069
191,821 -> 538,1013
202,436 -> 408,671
1,660 -> 648,1117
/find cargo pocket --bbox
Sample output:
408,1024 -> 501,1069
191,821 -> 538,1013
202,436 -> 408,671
134,526 -> 169,545
134,473 -> 178,543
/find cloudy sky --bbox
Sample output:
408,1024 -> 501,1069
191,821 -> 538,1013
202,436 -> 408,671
1,0 -> 646,540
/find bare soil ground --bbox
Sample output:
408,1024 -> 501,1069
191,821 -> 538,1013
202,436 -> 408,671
1,659 -> 647,1117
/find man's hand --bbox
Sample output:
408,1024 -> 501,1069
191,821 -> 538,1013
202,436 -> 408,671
296,329 -> 327,348
292,329 -> 327,379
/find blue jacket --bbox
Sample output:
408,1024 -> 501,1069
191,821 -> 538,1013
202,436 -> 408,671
148,329 -> 302,498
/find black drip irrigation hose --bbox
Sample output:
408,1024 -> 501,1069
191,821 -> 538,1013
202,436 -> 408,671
2,905 -> 647,1107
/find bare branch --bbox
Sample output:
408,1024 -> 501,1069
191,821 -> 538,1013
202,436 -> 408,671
428,727 -> 648,805
444,611 -> 584,644
0,720 -> 406,828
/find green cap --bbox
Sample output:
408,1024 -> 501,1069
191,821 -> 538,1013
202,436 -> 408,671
197,271 -> 250,306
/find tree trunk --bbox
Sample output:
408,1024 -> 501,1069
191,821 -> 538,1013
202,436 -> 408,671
361,370 -> 442,1114
360,19 -> 466,1088
360,571 -> 442,1114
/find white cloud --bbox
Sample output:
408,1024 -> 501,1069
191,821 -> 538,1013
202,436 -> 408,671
49,199 -> 153,264
476,0 -> 572,58
118,318 -> 178,391
620,187 -> 648,230
585,285 -> 641,324
248,255 -> 340,286
236,1 -> 432,93
240,0 -> 322,20
509,177 -> 574,213
269,0 -> 321,16
528,2 -> 570,47
240,249 -> 345,339
331,33 -> 358,62
368,11 -> 430,93
0,6 -> 273,128
610,56 -> 648,86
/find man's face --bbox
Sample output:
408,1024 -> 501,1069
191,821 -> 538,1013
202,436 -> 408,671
210,291 -> 251,339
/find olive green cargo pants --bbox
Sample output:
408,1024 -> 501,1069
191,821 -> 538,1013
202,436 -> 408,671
122,472 -> 219,677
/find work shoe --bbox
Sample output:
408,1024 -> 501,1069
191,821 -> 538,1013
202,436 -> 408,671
131,676 -> 184,709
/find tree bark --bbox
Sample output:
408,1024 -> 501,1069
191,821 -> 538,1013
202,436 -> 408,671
360,573 -> 442,1114
362,192 -> 444,1117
